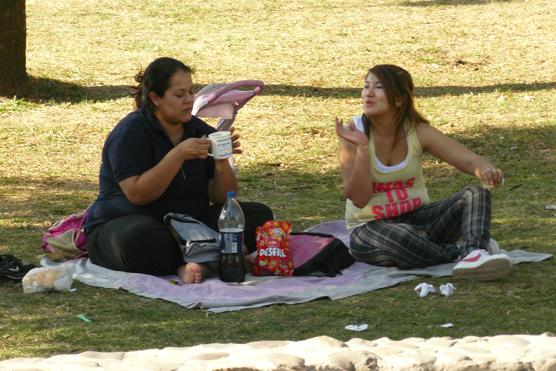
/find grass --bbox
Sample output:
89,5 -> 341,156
1,0 -> 555,361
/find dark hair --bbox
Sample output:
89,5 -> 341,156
362,64 -> 429,149
133,57 -> 193,109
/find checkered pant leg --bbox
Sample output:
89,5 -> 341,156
404,185 -> 492,256
350,220 -> 461,268
349,186 -> 491,268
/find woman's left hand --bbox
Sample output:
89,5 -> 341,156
230,127 -> 243,155
480,167 -> 504,188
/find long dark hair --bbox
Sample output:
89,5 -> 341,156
133,57 -> 193,109
362,64 -> 429,149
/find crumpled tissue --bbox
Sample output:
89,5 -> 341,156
439,283 -> 456,296
414,282 -> 436,298
345,324 -> 368,332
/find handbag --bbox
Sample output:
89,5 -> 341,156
41,208 -> 89,261
163,213 -> 220,263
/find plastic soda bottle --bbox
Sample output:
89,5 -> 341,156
218,191 -> 245,282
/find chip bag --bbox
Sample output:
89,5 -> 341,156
252,221 -> 293,276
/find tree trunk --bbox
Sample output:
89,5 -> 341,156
0,0 -> 27,95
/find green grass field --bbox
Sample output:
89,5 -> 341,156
1,0 -> 555,360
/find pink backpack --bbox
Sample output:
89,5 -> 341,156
41,209 -> 88,261
290,232 -> 355,277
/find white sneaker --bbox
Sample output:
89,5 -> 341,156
452,249 -> 512,281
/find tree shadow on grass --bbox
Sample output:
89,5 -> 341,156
17,77 -> 216,104
15,76 -> 134,103
0,176 -> 96,260
263,81 -> 556,99
399,0 -> 513,6
11,76 -> 556,103
0,176 -> 96,220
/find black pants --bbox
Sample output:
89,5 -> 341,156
87,202 -> 273,275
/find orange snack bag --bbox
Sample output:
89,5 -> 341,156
252,221 -> 293,276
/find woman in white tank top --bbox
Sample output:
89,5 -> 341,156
335,64 -> 511,281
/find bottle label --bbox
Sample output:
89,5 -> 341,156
220,229 -> 243,254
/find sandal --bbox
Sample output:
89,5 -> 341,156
0,254 -> 35,282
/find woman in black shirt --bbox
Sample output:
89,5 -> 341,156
86,57 -> 272,283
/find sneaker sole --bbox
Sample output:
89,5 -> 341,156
453,258 -> 512,281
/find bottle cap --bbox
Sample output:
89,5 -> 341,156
226,191 -> 236,199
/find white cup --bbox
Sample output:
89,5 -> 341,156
208,131 -> 233,160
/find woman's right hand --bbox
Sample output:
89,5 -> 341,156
335,117 -> 368,147
479,167 -> 504,189
178,136 -> 211,160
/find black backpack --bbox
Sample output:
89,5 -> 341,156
290,232 -> 355,277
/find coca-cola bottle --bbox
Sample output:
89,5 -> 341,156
218,191 -> 245,282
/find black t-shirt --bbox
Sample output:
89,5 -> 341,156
86,107 -> 217,232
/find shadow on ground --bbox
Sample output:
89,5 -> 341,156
400,0 -> 513,6
265,82 -> 556,99
13,76 -> 134,103
10,76 -> 556,103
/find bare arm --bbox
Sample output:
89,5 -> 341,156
335,117 -> 374,208
119,137 -> 211,205
208,160 -> 238,204
416,123 -> 504,187
208,128 -> 242,204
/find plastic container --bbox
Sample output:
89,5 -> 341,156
218,191 -> 245,282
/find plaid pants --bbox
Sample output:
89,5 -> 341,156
350,186 -> 491,268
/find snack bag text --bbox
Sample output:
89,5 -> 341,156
253,221 -> 293,276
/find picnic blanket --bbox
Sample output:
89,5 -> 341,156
42,221 -> 552,313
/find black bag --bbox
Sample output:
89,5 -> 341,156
290,232 -> 355,277
163,213 -> 220,263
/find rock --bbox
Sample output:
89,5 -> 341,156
2,334 -> 556,370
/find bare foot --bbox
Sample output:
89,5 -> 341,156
177,263 -> 210,284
